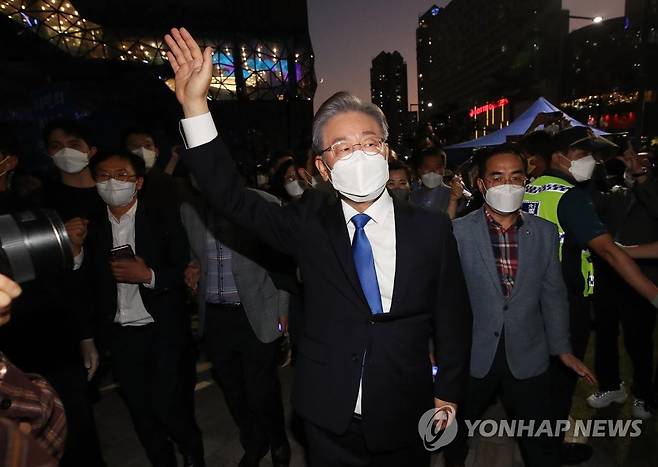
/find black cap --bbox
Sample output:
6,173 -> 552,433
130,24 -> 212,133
553,126 -> 617,152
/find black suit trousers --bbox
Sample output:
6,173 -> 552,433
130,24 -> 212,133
110,322 -> 203,467
444,338 -> 559,467
303,417 -> 429,467
203,303 -> 287,459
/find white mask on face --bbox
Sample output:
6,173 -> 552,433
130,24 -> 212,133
329,150 -> 389,203
131,147 -> 157,169
52,147 -> 89,174
484,184 -> 526,214
421,172 -> 443,189
96,179 -> 137,207
568,154 -> 597,182
284,179 -> 305,198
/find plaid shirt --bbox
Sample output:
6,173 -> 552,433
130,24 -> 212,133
484,208 -> 523,297
0,353 -> 66,462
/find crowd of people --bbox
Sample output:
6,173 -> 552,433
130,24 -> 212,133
0,26 -> 656,467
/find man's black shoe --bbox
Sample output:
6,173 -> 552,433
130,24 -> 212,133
183,454 -> 206,467
560,442 -> 593,465
271,440 -> 291,467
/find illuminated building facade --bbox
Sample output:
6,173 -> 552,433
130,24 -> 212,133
416,1 -> 568,138
370,51 -> 409,152
561,1 -> 658,134
0,0 -> 317,167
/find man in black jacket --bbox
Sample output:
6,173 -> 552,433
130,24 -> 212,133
589,146 -> 658,419
165,28 -> 471,466
84,150 -> 204,467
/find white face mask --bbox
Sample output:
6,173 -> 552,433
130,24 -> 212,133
284,179 -> 305,198
484,184 -> 526,214
96,179 -> 137,207
568,155 -> 597,182
421,172 -> 443,189
52,147 -> 89,174
131,147 -> 157,170
329,150 -> 389,203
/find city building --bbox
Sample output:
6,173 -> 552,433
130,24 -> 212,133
416,1 -> 568,140
0,0 -> 317,168
370,51 -> 409,152
561,0 -> 658,134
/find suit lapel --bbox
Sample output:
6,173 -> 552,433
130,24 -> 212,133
135,202 -> 148,260
389,199 -> 412,313
510,213 -> 532,299
318,196 -> 370,313
472,209 -> 504,295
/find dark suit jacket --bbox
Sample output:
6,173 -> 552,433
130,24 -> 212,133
184,138 -> 472,451
84,199 -> 190,343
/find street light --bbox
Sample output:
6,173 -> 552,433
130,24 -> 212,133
569,15 -> 604,24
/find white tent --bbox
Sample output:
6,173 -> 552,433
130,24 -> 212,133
445,97 -> 609,149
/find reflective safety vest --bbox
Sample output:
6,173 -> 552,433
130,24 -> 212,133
522,175 -> 595,297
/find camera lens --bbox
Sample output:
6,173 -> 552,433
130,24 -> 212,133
0,210 -> 73,283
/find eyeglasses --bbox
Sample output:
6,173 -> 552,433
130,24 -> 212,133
484,174 -> 527,186
95,171 -> 138,183
322,137 -> 386,160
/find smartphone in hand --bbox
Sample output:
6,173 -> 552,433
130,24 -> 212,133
110,244 -> 135,261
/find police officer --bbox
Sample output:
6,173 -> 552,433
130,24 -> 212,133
522,127 -> 658,465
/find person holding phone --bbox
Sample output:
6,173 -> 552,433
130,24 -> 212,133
83,150 -> 204,467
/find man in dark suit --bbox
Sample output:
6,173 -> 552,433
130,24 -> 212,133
84,150 -> 204,467
164,28 -> 471,466
181,184 -> 291,467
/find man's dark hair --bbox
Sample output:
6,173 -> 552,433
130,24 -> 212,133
476,143 -> 526,177
122,126 -> 157,147
417,147 -> 447,167
89,149 -> 147,179
43,119 -> 97,148
388,160 -> 412,182
519,130 -> 553,164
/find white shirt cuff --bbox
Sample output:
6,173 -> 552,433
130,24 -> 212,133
179,112 -> 218,149
143,269 -> 156,289
73,248 -> 84,270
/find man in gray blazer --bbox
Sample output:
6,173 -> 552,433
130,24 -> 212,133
444,145 -> 595,467
181,184 -> 292,467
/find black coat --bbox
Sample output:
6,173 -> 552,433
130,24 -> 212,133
84,200 -> 190,343
184,138 -> 472,451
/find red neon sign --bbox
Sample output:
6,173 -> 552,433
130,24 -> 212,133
469,98 -> 509,118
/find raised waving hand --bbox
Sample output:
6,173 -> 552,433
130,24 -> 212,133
164,27 -> 213,117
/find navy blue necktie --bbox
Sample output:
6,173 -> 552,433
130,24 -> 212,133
351,214 -> 383,315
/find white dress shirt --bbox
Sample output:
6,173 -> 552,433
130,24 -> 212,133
341,192 -> 396,414
180,112 -> 397,414
108,200 -> 156,326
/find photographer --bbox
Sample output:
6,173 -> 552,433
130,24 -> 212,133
0,132 -> 105,466
0,274 -> 66,467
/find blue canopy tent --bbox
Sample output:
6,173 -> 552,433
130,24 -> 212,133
445,97 -> 608,154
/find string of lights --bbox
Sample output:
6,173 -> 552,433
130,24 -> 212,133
0,0 -> 315,101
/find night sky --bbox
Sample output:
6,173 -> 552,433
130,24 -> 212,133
308,0 -> 625,111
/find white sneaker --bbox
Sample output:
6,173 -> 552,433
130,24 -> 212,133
632,398 -> 652,419
586,383 -> 627,408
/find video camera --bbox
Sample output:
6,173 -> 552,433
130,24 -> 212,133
0,210 -> 73,283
